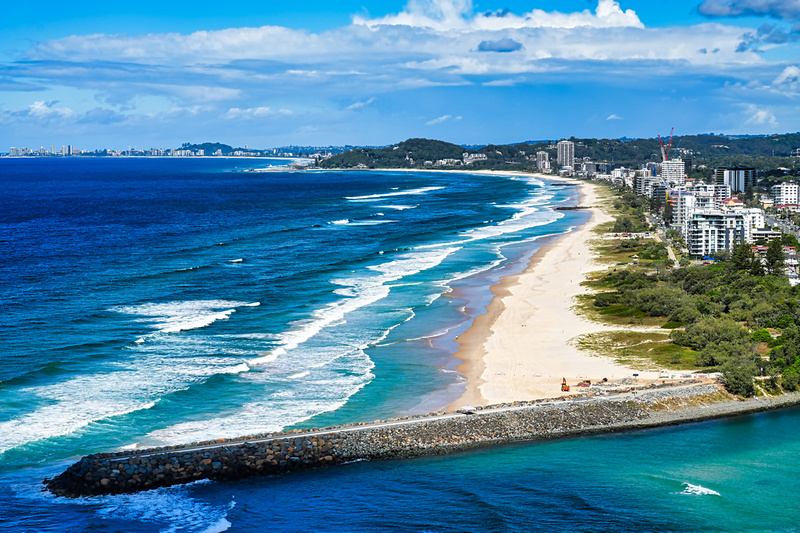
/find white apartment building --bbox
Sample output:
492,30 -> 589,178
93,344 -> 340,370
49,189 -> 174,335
463,152 -> 488,164
686,210 -> 745,256
671,189 -> 715,230
685,208 -> 765,256
635,176 -> 661,198
536,151 -> 549,170
660,158 -> 685,185
556,140 -> 574,168
694,183 -> 731,208
772,182 -> 799,206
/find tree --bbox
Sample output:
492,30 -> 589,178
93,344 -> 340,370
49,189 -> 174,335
782,233 -> 800,248
765,238 -> 785,275
721,357 -> 758,396
731,242 -> 754,271
750,256 -> 765,276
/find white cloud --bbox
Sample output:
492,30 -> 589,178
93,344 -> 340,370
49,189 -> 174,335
27,100 -> 75,119
743,104 -> 778,127
347,97 -> 376,110
772,65 -> 800,92
23,4 -> 761,77
482,78 -> 522,86
426,114 -> 462,125
353,0 -> 643,31
223,107 -> 293,119
4,0 -> 783,138
606,113 -> 623,120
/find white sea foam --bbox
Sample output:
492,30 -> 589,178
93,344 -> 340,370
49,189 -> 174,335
0,331 -> 270,454
228,258 -> 243,263
74,484 -> 236,533
249,247 -> 457,371
146,358 -> 373,445
113,300 -> 259,334
225,363 -> 250,374
330,219 -> 350,225
0,393 -> 156,454
377,204 -> 417,210
681,483 -> 721,496
288,370 -> 310,379
345,186 -> 444,201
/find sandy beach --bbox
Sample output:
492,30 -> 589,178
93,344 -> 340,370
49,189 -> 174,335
451,175 -> 659,409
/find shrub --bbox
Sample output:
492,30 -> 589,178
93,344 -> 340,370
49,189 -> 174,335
751,329 -> 772,343
721,358 -> 758,397
668,305 -> 702,324
670,318 -> 751,352
594,292 -> 620,307
782,370 -> 800,391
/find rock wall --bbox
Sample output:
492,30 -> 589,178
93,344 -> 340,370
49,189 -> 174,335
46,399 -> 649,497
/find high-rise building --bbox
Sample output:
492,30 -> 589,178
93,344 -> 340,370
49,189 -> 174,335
536,151 -> 549,170
660,158 -> 685,185
694,183 -> 731,208
772,182 -> 800,206
714,166 -> 755,193
556,140 -> 574,168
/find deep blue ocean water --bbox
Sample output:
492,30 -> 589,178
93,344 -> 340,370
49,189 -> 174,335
1,158 -> 799,532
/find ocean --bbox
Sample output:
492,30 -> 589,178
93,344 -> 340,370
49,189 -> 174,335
1,158 -> 798,532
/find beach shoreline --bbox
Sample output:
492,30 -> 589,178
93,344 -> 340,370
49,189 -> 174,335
448,173 -> 659,409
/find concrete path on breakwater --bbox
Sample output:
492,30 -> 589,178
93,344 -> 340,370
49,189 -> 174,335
126,383 -> 696,460
46,382 -> 800,498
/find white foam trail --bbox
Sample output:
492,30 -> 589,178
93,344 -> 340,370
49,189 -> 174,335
0,332 -> 269,454
377,204 -> 417,210
225,363 -> 250,374
0,394 -> 156,454
681,483 -> 721,496
249,247 -> 458,367
288,370 -> 310,379
345,186 -> 444,200
113,300 -> 259,334
228,258 -> 243,263
347,220 -> 396,226
330,219 -> 350,225
147,357 -> 373,445
416,200 -> 561,250
66,483 -> 237,533
202,517 -> 233,533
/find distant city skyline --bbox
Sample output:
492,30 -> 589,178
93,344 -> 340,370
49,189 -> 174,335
2,0 -> 800,150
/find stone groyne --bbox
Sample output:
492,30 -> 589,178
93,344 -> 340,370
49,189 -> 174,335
45,384 -> 800,498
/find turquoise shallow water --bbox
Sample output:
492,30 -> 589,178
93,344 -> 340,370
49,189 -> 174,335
1,158 -> 798,531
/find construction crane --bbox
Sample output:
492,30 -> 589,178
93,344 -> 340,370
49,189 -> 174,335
658,127 -> 674,162
672,138 -> 682,159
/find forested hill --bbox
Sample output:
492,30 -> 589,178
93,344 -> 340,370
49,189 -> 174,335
319,134 -> 800,171
321,138 -> 476,169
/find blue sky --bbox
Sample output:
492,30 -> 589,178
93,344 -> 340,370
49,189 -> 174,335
2,0 -> 800,150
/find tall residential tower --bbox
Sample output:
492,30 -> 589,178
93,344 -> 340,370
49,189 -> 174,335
556,140 -> 574,168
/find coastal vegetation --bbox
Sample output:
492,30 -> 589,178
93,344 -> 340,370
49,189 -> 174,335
585,187 -> 800,397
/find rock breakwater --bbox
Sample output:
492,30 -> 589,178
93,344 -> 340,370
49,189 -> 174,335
45,384 -> 800,498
